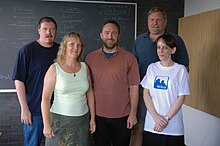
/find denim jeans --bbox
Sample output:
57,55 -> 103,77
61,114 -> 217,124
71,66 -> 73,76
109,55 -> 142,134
23,115 -> 44,146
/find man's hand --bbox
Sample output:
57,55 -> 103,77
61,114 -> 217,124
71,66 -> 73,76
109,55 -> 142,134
127,115 -> 137,129
21,108 -> 32,125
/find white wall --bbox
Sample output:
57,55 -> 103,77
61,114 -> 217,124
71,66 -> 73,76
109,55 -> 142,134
184,0 -> 220,16
183,105 -> 220,146
183,1 -> 220,146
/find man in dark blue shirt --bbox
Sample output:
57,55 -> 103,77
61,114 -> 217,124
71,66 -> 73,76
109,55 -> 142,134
12,17 -> 59,146
130,7 -> 189,146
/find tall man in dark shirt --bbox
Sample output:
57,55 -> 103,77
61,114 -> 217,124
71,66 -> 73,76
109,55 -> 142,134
12,17 -> 59,146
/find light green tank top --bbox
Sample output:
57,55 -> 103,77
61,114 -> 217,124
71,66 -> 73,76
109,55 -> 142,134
50,62 -> 89,116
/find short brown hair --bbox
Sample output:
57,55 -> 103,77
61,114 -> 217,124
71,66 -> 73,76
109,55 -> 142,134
38,16 -> 57,29
101,20 -> 120,34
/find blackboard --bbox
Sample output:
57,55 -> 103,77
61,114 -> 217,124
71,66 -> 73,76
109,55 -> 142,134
0,0 -> 136,91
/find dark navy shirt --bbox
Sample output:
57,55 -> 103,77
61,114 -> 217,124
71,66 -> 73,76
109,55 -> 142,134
12,41 -> 59,116
133,31 -> 189,80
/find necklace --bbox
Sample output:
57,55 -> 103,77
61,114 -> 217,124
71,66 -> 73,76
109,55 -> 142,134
62,61 -> 80,77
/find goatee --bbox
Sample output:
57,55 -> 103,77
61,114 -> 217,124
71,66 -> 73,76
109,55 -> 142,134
103,41 -> 118,50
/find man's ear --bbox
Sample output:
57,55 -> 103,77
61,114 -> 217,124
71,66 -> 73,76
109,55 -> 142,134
100,32 -> 103,40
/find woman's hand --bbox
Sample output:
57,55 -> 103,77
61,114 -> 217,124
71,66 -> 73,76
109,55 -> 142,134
153,114 -> 168,132
43,125 -> 55,138
89,118 -> 96,134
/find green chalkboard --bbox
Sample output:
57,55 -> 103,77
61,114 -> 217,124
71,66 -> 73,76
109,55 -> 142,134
0,0 -> 136,90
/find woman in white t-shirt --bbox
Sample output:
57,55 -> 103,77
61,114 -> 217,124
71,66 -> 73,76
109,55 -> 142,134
141,34 -> 190,146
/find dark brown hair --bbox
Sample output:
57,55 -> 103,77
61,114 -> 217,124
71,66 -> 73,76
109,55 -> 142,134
101,19 -> 120,34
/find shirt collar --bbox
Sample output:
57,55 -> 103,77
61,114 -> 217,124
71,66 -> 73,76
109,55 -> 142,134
97,46 -> 122,58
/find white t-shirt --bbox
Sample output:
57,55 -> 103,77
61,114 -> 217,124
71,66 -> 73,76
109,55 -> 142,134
141,61 -> 190,136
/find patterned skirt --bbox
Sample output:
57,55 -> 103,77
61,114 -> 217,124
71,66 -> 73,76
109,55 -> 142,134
45,112 -> 89,146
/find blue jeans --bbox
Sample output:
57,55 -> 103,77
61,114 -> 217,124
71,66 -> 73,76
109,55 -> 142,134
23,115 -> 44,146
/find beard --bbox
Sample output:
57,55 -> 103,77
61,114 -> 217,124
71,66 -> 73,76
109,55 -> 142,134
102,39 -> 118,50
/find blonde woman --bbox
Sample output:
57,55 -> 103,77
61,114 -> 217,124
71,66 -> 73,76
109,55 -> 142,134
41,32 -> 96,146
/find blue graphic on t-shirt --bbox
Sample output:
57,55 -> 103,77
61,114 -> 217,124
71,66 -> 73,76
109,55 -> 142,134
154,76 -> 169,90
